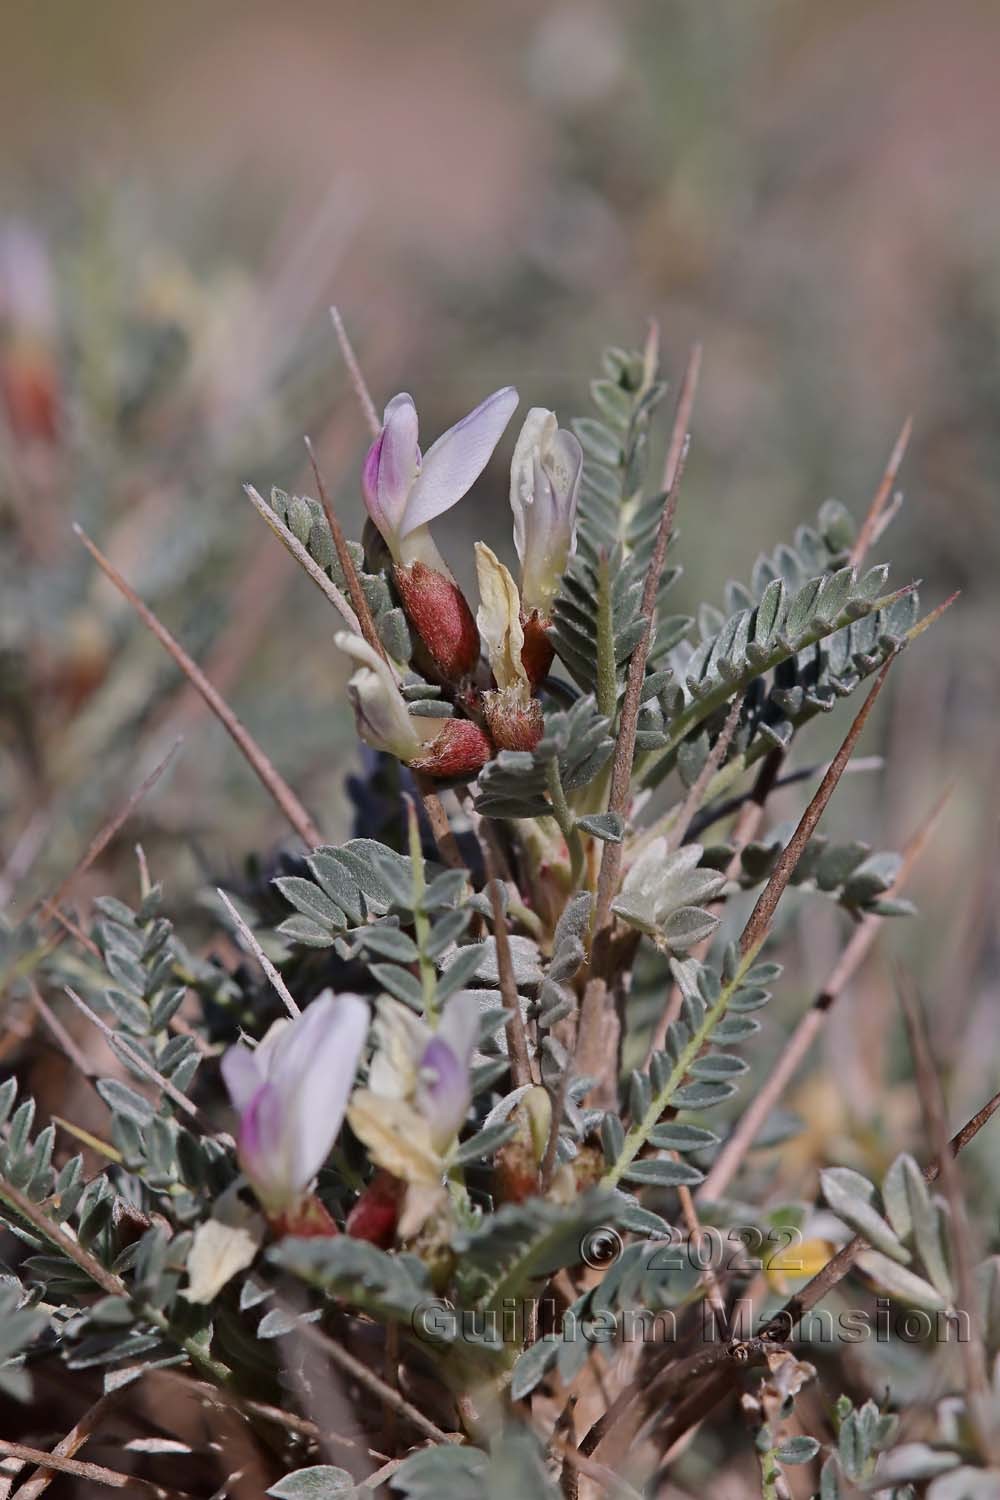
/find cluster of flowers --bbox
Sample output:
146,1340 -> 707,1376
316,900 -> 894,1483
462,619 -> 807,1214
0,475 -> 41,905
220,387 -> 580,1243
338,387 -> 581,776
221,988 -> 487,1243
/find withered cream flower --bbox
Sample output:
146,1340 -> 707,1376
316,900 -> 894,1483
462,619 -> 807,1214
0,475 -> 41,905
336,632 -> 429,763
347,993 -> 481,1189
474,542 -> 542,750
336,632 -> 493,779
475,542 -> 529,694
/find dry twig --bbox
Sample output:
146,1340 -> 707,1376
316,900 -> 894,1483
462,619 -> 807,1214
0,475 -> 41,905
14,1390 -> 123,1500
296,1316 -> 456,1447
216,888 -> 301,1019
330,305 -> 381,438
63,984 -> 207,1128
697,790 -> 948,1201
304,433 -> 387,659
739,657 -> 895,957
75,524 -> 323,847
579,346 -> 701,1085
481,834 -> 535,1089
242,482 -> 362,637
0,1441 -> 194,1498
850,417 -> 912,568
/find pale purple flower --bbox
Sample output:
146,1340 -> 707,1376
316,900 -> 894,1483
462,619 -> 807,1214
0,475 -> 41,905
509,408 -> 582,615
348,993 -> 482,1185
362,387 -> 519,570
221,992 -> 368,1214
415,995 -> 481,1150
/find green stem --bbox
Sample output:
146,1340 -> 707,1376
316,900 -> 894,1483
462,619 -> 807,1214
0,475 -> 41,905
507,898 -> 544,941
545,758 -> 585,889
406,799 -> 438,1022
143,1303 -> 234,1385
595,552 -> 618,723
601,943 -> 760,1188
757,1446 -> 784,1500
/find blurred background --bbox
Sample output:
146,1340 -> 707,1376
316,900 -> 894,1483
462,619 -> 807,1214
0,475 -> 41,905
2,0 -> 999,1475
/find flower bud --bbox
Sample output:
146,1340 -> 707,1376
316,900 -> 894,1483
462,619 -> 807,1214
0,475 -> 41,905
474,542 -> 543,749
270,1195 -> 340,1240
519,611 -> 555,688
1,343 -> 58,444
348,994 -> 481,1185
510,408 -> 582,616
494,1088 -> 552,1203
336,632 -> 491,780
0,224 -> 59,444
481,687 -> 543,753
393,560 -> 480,682
346,1170 -> 405,1248
410,716 -> 493,780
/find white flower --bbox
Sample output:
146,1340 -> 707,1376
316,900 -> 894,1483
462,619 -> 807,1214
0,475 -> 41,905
335,632 -> 428,761
334,631 -> 494,778
509,407 -> 582,615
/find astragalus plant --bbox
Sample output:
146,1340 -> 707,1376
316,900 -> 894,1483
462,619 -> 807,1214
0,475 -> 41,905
2,323 -> 997,1500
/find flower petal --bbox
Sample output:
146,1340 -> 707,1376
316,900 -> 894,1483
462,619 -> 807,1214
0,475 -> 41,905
237,1080 -> 290,1205
400,386 -> 519,535
475,542 -> 527,691
220,1042 -> 265,1117
437,989 -> 482,1069
347,1089 -> 441,1186
183,1192 -> 263,1304
280,992 -> 370,1192
417,1036 -> 470,1149
335,632 -> 426,759
368,998 -> 429,1100
363,393 -> 420,544
510,407 -> 581,613
510,408 -> 557,564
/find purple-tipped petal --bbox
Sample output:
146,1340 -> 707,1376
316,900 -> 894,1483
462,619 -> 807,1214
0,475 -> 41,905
401,386 -> 519,536
220,1042 -> 265,1117
363,393 -> 420,543
237,1080 -> 289,1205
285,992 -> 369,1190
415,992 -> 480,1149
226,992 -> 369,1211
417,1036 -> 471,1150
361,429 -> 384,513
438,990 -> 482,1071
